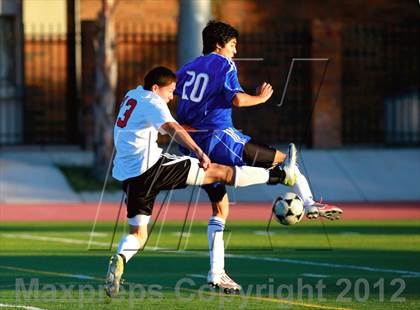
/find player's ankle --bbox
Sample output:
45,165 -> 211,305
267,167 -> 286,185
118,253 -> 127,266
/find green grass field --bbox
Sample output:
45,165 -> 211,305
0,220 -> 419,309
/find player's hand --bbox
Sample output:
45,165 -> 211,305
197,152 -> 211,170
256,82 -> 274,103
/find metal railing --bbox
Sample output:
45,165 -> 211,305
24,30 -> 69,144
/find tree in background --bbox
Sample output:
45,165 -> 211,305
91,0 -> 210,180
92,0 -> 118,180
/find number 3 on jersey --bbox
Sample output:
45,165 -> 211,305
181,70 -> 209,103
117,97 -> 137,128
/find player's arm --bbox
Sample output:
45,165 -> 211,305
232,82 -> 273,107
160,122 -> 211,170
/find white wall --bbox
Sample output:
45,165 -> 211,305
23,0 -> 66,34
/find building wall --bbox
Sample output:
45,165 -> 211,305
23,0 -> 420,33
80,0 -> 178,30
23,0 -> 66,34
217,0 -> 420,26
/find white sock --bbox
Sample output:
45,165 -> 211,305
292,165 -> 315,207
208,216 -> 225,274
117,234 -> 140,263
234,166 -> 269,187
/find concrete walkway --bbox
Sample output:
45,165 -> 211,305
0,146 -> 419,204
0,146 -> 91,203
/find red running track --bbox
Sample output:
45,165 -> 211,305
1,202 -> 419,222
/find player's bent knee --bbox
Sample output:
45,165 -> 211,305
128,214 -> 151,230
186,160 -> 234,186
210,164 -> 225,181
211,164 -> 233,183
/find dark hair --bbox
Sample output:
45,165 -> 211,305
144,66 -> 176,90
202,20 -> 239,55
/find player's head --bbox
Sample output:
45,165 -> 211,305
144,66 -> 176,103
202,20 -> 238,58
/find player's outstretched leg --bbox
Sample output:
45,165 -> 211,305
105,254 -> 125,297
197,153 -> 298,188
286,149 -> 343,221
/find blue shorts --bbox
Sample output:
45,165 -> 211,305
180,127 -> 251,166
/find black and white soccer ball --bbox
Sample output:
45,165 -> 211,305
272,192 -> 304,225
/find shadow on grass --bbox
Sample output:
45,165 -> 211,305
1,221 -> 419,235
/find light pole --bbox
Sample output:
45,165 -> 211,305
177,0 -> 212,67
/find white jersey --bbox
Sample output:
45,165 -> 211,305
112,86 -> 176,181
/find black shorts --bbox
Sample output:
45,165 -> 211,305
122,154 -> 192,218
203,139 -> 277,202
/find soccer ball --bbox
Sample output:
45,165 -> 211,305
272,192 -> 304,225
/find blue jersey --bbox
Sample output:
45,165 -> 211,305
175,53 -> 251,166
175,53 -> 243,130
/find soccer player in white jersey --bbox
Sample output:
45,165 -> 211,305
105,66 -> 298,297
175,21 -> 343,292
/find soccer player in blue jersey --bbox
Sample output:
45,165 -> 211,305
176,20 -> 343,293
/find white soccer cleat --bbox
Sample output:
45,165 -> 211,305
207,271 -> 241,294
305,200 -> 343,220
105,254 -> 125,298
282,143 -> 298,186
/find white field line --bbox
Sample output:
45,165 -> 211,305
171,250 -> 420,277
401,274 -> 420,278
186,274 -> 207,279
2,233 -> 109,247
0,264 -> 98,281
253,230 -> 278,236
1,233 -> 166,251
172,232 -> 192,237
88,232 -> 108,237
0,304 -> 46,310
220,253 -> 420,277
302,273 -> 330,278
4,233 -> 420,277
